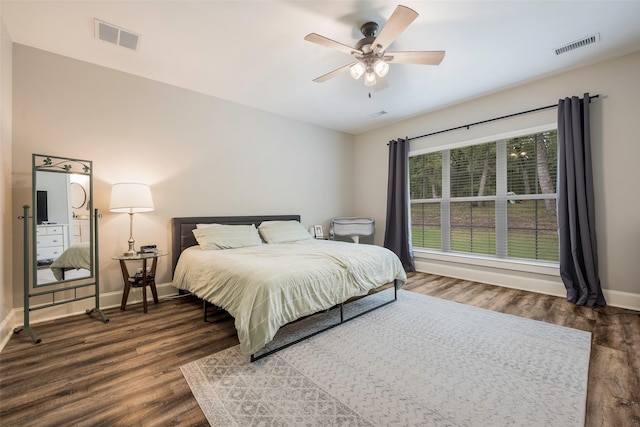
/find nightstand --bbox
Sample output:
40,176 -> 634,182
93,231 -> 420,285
112,252 -> 167,313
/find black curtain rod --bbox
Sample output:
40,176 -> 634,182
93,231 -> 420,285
406,94 -> 600,142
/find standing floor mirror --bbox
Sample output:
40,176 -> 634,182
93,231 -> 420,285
14,154 -> 108,343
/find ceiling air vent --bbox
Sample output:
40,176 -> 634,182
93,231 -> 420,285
369,111 -> 388,118
94,19 -> 141,51
554,33 -> 600,56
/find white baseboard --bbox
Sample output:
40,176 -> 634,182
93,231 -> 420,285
415,260 -> 640,311
602,289 -> 640,311
0,309 -> 17,352
10,282 -> 179,329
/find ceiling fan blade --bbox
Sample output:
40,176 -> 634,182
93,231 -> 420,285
312,62 -> 355,83
372,5 -> 418,52
386,51 -> 446,65
304,33 -> 360,56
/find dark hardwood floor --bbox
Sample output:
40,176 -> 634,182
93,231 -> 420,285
1,273 -> 638,426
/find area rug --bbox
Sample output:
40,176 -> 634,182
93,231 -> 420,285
181,289 -> 591,426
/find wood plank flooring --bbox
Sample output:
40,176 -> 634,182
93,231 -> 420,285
1,273 -> 638,426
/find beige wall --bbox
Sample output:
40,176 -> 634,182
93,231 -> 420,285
6,42 -> 640,328
0,12 -> 14,346
354,50 -> 640,304
11,45 -> 355,308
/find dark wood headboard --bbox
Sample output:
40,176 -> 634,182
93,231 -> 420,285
171,215 -> 301,275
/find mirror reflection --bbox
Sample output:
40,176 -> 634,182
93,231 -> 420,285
70,182 -> 86,209
34,155 -> 93,286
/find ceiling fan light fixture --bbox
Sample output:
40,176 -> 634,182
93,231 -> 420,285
364,70 -> 377,86
350,62 -> 365,79
374,59 -> 389,77
305,5 -> 445,92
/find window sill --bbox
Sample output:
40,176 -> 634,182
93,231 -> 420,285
412,248 -> 559,277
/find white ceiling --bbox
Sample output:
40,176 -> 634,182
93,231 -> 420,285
3,1 -> 640,135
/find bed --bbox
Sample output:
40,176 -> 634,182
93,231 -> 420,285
50,242 -> 91,281
171,215 -> 407,359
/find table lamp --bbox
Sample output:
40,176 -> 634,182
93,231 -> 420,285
109,183 -> 154,256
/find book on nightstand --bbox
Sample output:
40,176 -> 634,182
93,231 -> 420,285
139,245 -> 158,254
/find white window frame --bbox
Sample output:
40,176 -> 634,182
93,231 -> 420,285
409,123 -> 559,268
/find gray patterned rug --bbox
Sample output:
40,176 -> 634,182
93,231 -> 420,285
181,289 -> 591,426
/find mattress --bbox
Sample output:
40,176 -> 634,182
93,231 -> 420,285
172,239 -> 407,354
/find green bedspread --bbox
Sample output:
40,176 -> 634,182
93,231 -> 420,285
50,242 -> 91,281
172,239 -> 407,355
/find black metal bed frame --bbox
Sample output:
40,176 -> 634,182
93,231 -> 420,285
202,282 -> 399,362
249,282 -> 398,362
171,215 -> 400,362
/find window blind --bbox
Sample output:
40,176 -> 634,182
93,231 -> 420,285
410,129 -> 558,263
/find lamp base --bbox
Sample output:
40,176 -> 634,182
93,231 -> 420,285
125,232 -> 136,256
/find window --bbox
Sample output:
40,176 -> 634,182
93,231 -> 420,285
410,129 -> 558,263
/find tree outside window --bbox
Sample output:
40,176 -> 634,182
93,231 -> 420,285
410,129 -> 558,263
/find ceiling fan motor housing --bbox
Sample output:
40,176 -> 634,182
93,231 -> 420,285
360,21 -> 379,38
356,22 -> 379,53
355,36 -> 377,53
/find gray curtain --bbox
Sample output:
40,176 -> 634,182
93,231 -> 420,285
384,138 -> 415,272
557,93 -> 606,306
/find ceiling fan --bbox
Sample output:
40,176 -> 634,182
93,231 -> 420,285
304,5 -> 445,92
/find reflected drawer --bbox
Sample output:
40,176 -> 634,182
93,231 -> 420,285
37,246 -> 63,260
37,226 -> 64,235
37,235 -> 63,247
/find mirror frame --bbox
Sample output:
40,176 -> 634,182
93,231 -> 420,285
32,154 -> 94,287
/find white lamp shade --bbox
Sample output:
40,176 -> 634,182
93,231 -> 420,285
349,62 -> 365,80
374,59 -> 389,77
364,71 -> 377,86
109,183 -> 154,213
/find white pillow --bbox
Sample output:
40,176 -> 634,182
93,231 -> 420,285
196,223 -> 216,229
192,224 -> 262,250
258,220 -> 312,243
